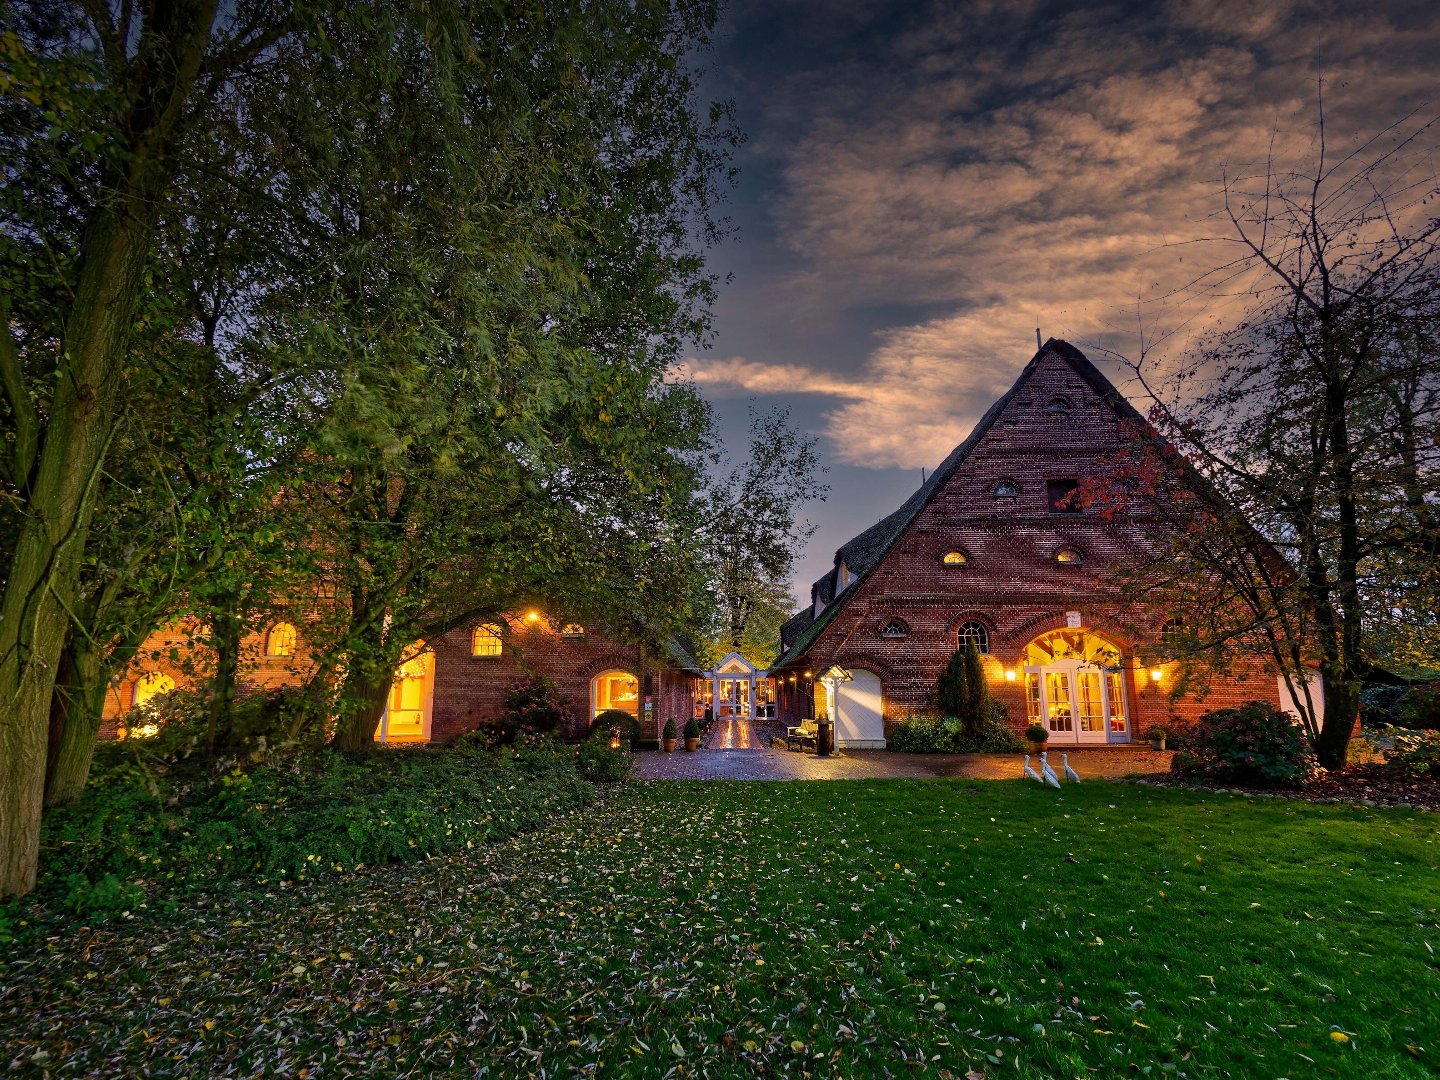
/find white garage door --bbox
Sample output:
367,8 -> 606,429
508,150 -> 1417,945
835,669 -> 885,748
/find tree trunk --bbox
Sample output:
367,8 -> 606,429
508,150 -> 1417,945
0,2 -> 218,898
332,665 -> 393,751
44,644 -> 110,808
207,602 -> 243,757
1315,675 -> 1359,771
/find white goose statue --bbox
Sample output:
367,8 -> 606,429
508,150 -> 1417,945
1062,753 -> 1081,783
1039,752 -> 1062,789
1022,754 -> 1043,783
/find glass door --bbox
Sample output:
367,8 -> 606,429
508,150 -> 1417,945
1074,667 -> 1107,743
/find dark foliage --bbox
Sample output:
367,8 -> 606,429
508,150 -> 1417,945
888,704 -> 1021,754
589,709 -> 642,747
473,677 -> 577,745
1171,701 -> 1315,787
576,729 -> 634,783
1,735 -> 597,937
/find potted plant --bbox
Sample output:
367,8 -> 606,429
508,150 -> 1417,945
683,717 -> 701,752
1146,725 -> 1168,751
662,717 -> 678,753
1026,723 -> 1049,754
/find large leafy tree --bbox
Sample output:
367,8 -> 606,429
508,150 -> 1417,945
1108,118 -> 1440,769
227,0 -> 738,750
0,0 -> 299,897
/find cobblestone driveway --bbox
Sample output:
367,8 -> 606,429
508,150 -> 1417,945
634,744 -> 1172,781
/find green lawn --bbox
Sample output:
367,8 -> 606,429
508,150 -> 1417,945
3,780 -> 1437,1077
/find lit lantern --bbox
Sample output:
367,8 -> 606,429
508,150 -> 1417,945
1150,667 -> 1163,683
1005,668 -> 1017,682
525,610 -> 541,623
610,731 -> 621,749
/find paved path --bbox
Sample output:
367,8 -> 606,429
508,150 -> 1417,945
634,744 -> 1172,781
701,718 -> 767,750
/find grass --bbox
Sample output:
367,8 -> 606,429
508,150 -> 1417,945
2,779 -> 1437,1077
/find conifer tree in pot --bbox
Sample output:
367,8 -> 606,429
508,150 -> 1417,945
662,717 -> 678,753
683,717 -> 701,752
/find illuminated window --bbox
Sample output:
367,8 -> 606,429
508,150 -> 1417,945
266,622 -> 297,657
880,618 -> 908,639
957,621 -> 990,654
993,480 -> 1019,499
592,670 -> 639,718
560,624 -> 585,638
1047,396 -> 1071,413
1047,479 -> 1081,513
132,672 -> 176,708
472,623 -> 503,657
942,550 -> 968,565
1055,547 -> 1083,565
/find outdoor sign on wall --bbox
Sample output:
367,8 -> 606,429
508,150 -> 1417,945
1065,610 -> 1083,628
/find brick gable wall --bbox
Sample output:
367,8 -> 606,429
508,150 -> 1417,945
774,347 -> 1285,740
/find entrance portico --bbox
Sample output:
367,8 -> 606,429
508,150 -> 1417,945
1020,628 -> 1131,744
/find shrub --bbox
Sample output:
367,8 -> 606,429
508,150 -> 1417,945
3,734 -> 598,934
887,704 -> 1021,754
1384,729 -> 1440,779
887,714 -> 950,753
1025,723 -> 1048,743
577,728 -> 634,783
473,676 -> 577,744
683,717 -> 700,740
1171,701 -> 1315,787
662,717 -> 678,741
589,709 -> 641,747
1359,683 -> 1440,731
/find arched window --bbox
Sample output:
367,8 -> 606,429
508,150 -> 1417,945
993,480 -> 1019,499
132,672 -> 176,708
592,670 -> 639,718
942,550 -> 968,565
266,622 -> 297,657
1047,396 -> 1072,413
957,621 -> 990,654
560,623 -> 585,638
880,618 -> 908,639
472,623 -> 503,657
1055,547 -> 1083,565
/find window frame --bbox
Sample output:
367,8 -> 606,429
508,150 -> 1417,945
956,620 -> 991,654
1054,546 -> 1084,566
266,622 -> 298,658
471,622 -> 504,658
942,549 -> 969,566
992,480 -> 1020,499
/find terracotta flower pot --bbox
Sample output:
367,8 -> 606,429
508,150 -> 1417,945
684,738 -> 700,752
663,737 -> 677,753
1027,738 -> 1048,755
1150,736 -> 1166,751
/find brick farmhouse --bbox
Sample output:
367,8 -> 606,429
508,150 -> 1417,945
104,339 -> 1314,748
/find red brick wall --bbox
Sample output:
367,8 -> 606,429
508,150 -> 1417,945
102,613 -> 695,744
428,616 -> 694,742
775,348 -> 1286,741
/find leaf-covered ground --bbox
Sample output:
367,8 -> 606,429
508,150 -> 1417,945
2,779 -> 1437,1078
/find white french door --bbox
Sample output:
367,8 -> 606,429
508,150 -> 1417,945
1025,661 -> 1128,744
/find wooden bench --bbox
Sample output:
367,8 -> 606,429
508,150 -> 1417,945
786,719 -> 818,752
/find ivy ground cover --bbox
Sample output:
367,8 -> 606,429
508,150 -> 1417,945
2,780 -> 1437,1078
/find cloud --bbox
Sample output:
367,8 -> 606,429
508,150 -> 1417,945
707,0 -> 1440,470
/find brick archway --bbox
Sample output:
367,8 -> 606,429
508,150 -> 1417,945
1000,610 -> 1135,659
